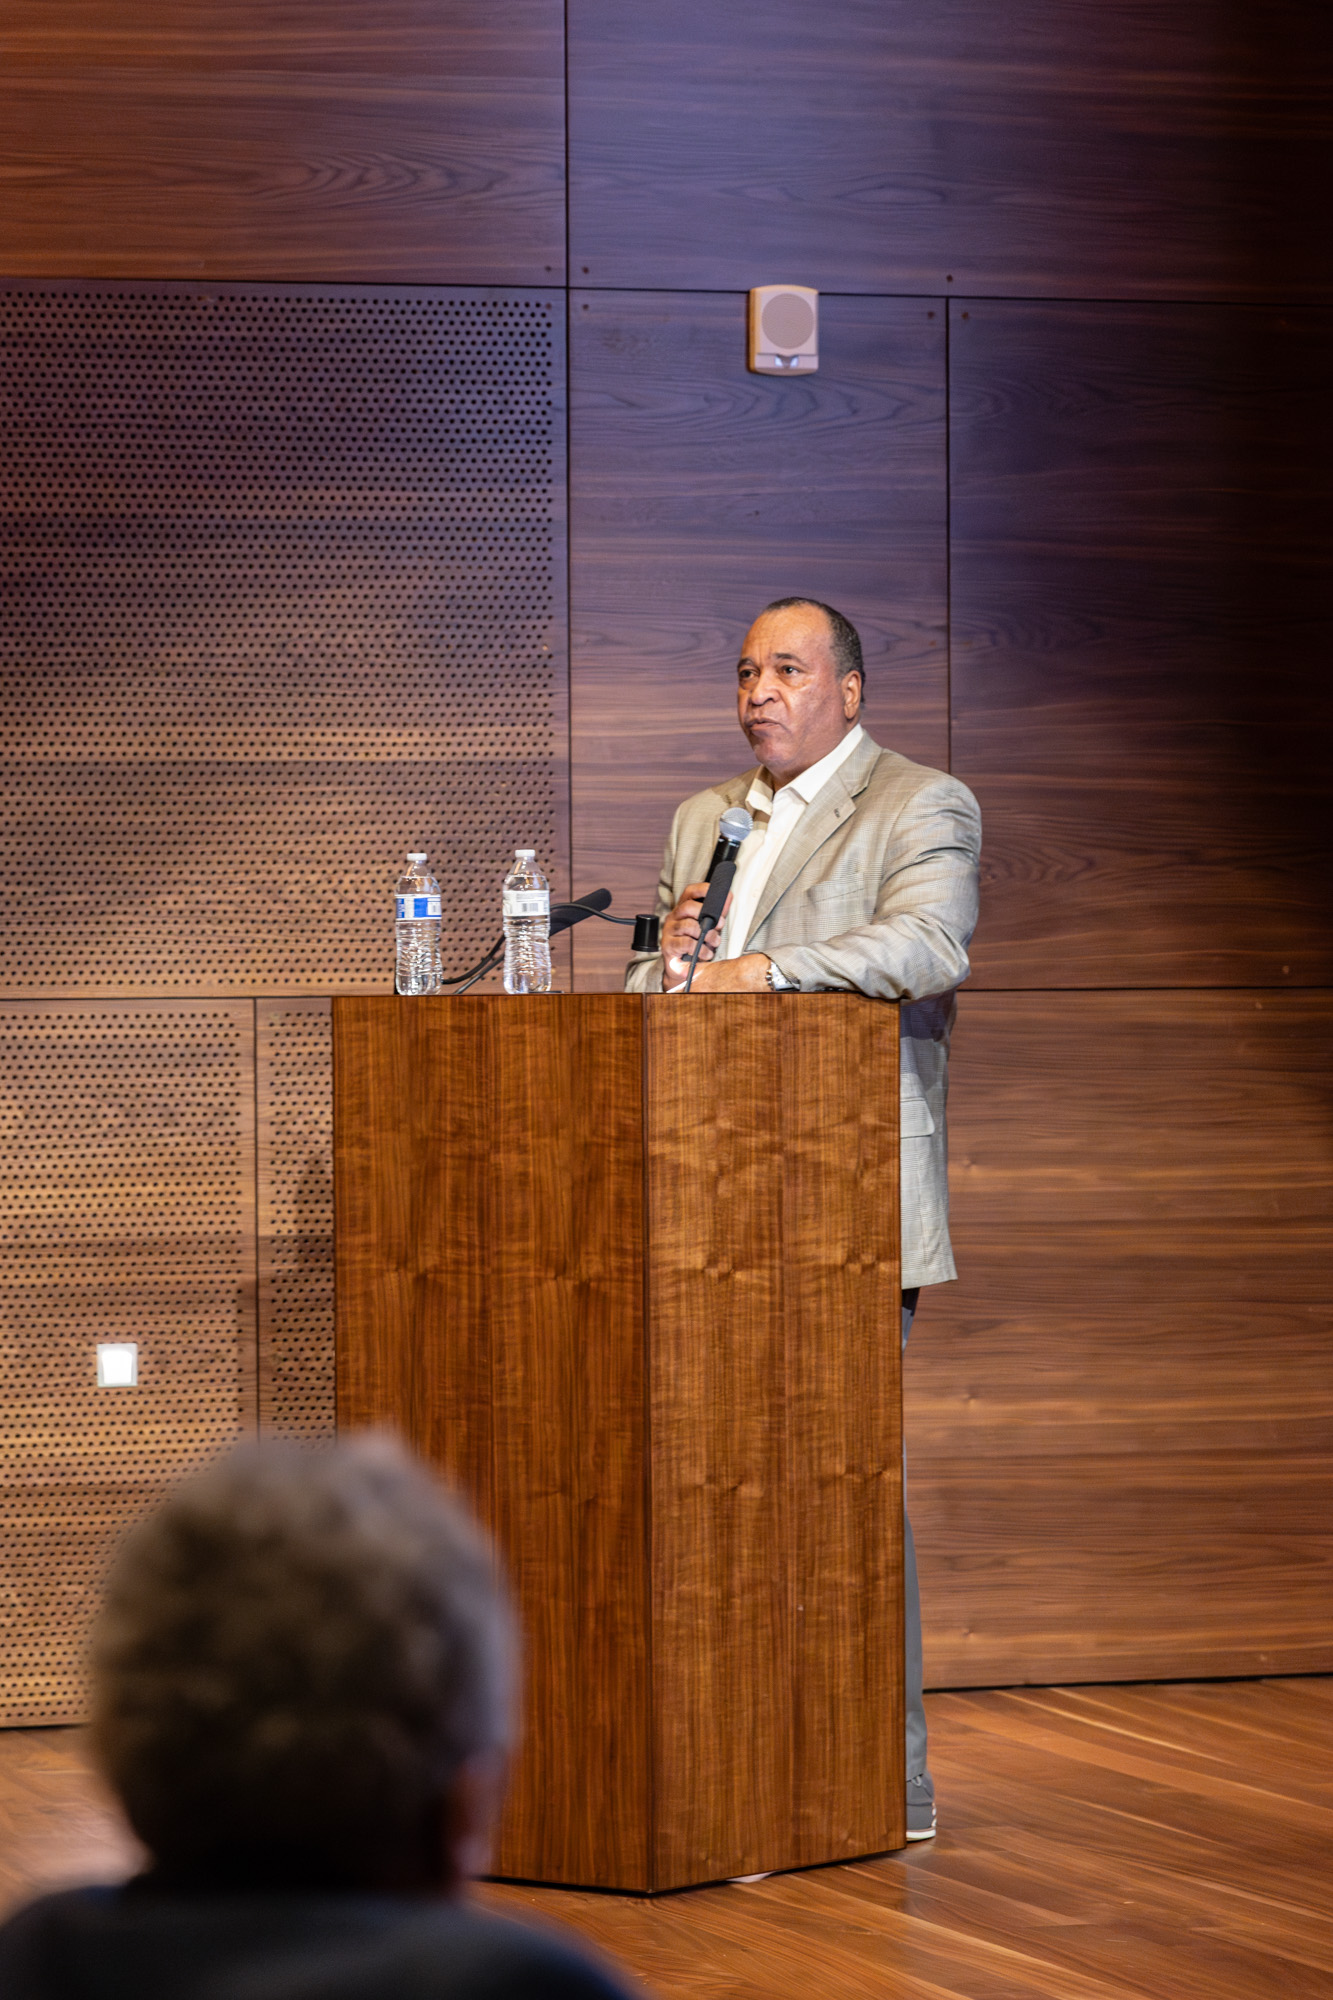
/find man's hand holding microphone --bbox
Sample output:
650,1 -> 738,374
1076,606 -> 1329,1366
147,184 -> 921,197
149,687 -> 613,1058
661,807 -> 775,993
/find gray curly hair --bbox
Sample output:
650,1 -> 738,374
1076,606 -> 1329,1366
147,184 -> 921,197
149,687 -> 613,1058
90,1434 -> 516,1887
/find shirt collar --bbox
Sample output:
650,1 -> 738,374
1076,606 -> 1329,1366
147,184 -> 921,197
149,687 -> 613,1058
744,722 -> 864,817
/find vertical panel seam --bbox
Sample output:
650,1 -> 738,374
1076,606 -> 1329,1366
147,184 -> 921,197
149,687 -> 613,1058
251,996 -> 261,1437
945,299 -> 953,774
783,999 -> 796,1856
642,996 -> 656,1888
563,1 -> 575,937
330,998 -> 340,1438
563,0 -> 572,289
565,290 -> 576,918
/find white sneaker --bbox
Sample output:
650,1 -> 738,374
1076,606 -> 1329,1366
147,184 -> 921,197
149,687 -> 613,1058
905,1772 -> 936,1841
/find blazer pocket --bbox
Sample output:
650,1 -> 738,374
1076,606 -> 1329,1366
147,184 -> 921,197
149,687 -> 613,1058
900,1083 -> 936,1138
806,875 -> 869,910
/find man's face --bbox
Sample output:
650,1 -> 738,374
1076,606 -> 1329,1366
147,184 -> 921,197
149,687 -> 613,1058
736,604 -> 861,784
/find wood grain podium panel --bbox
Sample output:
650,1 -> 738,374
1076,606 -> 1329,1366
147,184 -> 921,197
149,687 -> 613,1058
335,993 -> 903,1887
781,1003 -> 903,1865
646,995 -> 902,1883
484,1001 -> 649,1884
257,1000 -> 335,1444
334,995 -> 648,1887
908,989 -> 1333,1687
646,1002 -> 789,1881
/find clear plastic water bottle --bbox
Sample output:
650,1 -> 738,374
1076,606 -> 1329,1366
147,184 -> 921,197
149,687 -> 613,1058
394,852 -> 442,996
502,849 -> 552,994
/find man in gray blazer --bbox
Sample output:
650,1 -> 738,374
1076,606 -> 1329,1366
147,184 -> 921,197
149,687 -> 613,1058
625,597 -> 981,1841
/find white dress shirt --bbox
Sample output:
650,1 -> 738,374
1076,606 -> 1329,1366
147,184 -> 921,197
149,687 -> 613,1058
717,724 -> 864,964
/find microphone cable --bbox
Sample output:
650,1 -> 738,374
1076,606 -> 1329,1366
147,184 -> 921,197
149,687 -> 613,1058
441,896 -> 639,996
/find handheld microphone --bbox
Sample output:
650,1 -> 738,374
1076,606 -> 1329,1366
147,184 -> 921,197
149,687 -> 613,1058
683,807 -> 753,992
695,807 -> 753,938
702,805 -> 754,889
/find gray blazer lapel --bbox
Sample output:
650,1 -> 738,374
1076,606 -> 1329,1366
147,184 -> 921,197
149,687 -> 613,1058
745,734 -> 881,943
678,769 -> 761,884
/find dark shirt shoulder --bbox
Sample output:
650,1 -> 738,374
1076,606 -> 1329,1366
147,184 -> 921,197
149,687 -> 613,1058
0,1885 -> 635,2000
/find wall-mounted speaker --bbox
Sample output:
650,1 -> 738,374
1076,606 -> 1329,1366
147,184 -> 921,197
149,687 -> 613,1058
748,285 -> 819,373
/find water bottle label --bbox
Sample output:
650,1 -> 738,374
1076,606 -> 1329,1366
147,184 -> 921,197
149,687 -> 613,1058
396,894 -> 442,921
503,890 -> 549,918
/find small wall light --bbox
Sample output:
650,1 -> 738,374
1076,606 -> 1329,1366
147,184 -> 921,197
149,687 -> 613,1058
96,1342 -> 139,1387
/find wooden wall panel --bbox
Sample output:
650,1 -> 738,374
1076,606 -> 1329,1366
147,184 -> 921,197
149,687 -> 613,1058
569,289 -> 947,989
951,301 -> 1333,989
0,273 -> 567,1723
0,0 -> 1324,1736
0,2 -> 564,281
0,1002 -> 254,1723
907,989 -> 1333,1687
0,281 -> 568,995
570,1 -> 1331,299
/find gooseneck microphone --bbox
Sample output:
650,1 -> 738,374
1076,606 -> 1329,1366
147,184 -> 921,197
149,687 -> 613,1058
549,886 -> 612,937
447,886 -> 619,994
683,806 -> 753,992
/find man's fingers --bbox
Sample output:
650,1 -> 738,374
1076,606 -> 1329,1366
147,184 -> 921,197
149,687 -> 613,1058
669,929 -> 714,962
663,921 -> 701,958
663,881 -> 728,987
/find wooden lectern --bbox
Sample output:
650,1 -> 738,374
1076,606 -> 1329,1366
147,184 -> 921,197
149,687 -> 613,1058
334,993 -> 903,1890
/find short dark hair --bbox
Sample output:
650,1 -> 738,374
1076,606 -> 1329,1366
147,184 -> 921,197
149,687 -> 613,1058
91,1435 -> 515,1888
761,597 -> 865,691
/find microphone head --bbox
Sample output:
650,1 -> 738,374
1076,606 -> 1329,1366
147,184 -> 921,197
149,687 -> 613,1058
718,806 -> 753,845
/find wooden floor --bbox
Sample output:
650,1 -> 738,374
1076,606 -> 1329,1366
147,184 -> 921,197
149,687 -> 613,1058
2,1680 -> 1332,1997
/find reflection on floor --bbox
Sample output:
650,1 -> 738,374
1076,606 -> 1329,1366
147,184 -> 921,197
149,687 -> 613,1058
3,1680 -> 1332,1998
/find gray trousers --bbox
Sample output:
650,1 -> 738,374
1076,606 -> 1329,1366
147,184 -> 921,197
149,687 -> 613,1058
902,1290 -> 929,1783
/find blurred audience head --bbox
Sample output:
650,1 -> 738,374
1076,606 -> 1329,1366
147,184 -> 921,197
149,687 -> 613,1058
91,1435 -> 516,1893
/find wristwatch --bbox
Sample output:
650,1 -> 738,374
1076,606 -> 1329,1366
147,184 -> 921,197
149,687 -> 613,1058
764,959 -> 794,992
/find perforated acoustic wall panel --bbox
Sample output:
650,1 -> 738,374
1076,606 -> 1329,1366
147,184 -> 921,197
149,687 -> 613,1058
0,284 -> 566,1720
0,1003 -> 254,1723
0,281 -> 568,995
258,1001 -> 335,1444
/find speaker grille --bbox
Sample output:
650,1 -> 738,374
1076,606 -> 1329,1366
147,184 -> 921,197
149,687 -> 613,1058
760,292 -> 816,349
0,282 -> 566,995
0,1002 -> 253,1723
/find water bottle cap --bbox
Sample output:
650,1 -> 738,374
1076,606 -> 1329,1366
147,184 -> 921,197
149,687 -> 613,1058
406,852 -> 428,864
515,848 -> 535,859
